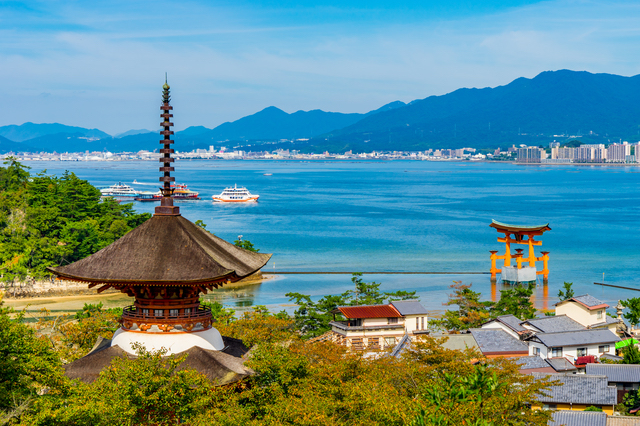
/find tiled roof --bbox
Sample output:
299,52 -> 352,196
390,300 -> 429,316
494,314 -> 527,332
469,328 -> 529,354
515,356 -> 548,370
569,294 -> 609,310
607,416 -> 640,426
535,329 -> 620,348
524,315 -> 585,333
586,364 -> 640,383
533,373 -> 617,405
548,411 -> 607,426
600,353 -> 623,362
545,357 -> 576,372
336,305 -> 401,319
432,334 -> 479,352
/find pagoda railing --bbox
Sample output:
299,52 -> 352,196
122,305 -> 211,321
120,305 -> 213,332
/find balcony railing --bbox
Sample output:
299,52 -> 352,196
329,321 -> 404,332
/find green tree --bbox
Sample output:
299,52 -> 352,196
23,345 -> 212,426
622,298 -> 640,328
0,163 -> 151,282
557,282 -> 574,301
622,343 -> 640,364
491,284 -> 536,320
234,236 -> 259,252
0,297 -> 62,423
433,282 -> 491,331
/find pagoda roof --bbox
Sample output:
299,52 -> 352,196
49,215 -> 271,286
490,219 -> 551,233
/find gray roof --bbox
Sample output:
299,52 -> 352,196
494,314 -> 527,332
469,328 -> 529,354
571,294 -> 608,308
545,357 -> 577,372
390,300 -> 429,316
390,334 -> 412,358
432,334 -> 479,352
586,364 -> 640,383
535,329 -> 621,348
548,411 -> 607,426
525,315 -> 585,333
600,353 -> 624,362
533,373 -> 617,405
515,356 -> 549,370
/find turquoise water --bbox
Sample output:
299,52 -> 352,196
23,160 -> 640,314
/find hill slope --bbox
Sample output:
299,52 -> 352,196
299,70 -> 640,152
0,123 -> 110,142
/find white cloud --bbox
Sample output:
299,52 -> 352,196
1,0 -> 640,133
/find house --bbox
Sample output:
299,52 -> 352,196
555,295 -> 618,332
548,411 -> 607,426
469,328 -> 529,358
586,364 -> 640,404
481,314 -> 529,339
523,315 -> 585,334
329,300 -> 429,350
516,356 -> 556,374
532,373 -> 617,414
527,329 -> 620,362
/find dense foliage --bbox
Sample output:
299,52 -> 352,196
0,291 -> 555,425
0,159 -> 150,282
434,281 -> 537,331
286,273 -> 418,338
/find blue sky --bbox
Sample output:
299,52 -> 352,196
1,0 -> 640,134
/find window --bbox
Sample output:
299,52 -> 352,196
599,345 -> 610,353
551,347 -> 562,358
154,309 -> 164,317
542,404 -> 557,411
169,309 -> 179,317
385,337 -> 396,346
388,317 -> 398,324
533,347 -> 540,356
416,317 -> 419,329
577,347 -> 587,357
597,310 -> 603,320
421,317 -> 425,330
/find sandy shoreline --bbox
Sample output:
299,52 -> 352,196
3,273 -> 278,314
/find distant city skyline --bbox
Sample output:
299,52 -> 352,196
2,0 -> 640,134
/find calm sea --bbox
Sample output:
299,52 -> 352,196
22,159 -> 640,314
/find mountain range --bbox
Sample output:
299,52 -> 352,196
2,70 -> 639,154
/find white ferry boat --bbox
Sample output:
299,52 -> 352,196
100,182 -> 140,199
212,184 -> 259,203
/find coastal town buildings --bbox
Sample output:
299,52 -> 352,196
328,300 -> 429,350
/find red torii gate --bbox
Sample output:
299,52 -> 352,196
489,219 -> 551,284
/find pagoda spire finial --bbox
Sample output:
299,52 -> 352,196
155,76 -> 179,216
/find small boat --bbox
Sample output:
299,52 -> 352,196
212,184 -> 259,203
134,191 -> 161,202
100,182 -> 139,199
263,173 -> 272,176
171,183 -> 201,200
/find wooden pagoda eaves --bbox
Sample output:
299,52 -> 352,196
48,214 -> 271,292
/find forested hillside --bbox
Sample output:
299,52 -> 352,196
0,159 -> 151,281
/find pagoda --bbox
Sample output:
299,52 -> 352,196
52,78 -> 271,383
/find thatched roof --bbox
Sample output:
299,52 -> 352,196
64,336 -> 253,386
49,215 -> 271,286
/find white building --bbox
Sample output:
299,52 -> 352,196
328,300 -> 429,350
